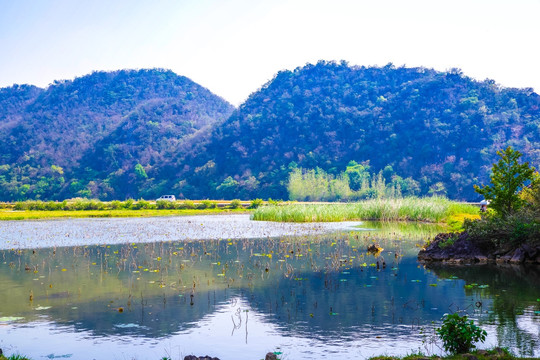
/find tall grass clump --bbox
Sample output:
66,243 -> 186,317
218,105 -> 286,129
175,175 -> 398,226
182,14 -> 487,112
251,197 -> 478,223
14,200 -> 68,211
198,200 -> 217,209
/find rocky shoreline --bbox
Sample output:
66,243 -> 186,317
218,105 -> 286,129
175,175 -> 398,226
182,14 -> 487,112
418,232 -> 540,264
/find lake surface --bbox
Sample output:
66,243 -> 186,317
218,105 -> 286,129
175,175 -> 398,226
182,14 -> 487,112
0,215 -> 539,360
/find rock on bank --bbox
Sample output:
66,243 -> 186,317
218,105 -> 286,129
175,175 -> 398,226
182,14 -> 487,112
418,232 -> 540,264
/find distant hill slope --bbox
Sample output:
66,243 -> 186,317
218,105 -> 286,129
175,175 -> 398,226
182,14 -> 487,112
0,69 -> 234,200
1,62 -> 539,201
174,61 -> 540,200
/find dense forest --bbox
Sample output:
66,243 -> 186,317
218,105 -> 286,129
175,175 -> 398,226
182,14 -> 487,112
0,62 -> 539,201
173,61 -> 540,200
0,69 -> 234,200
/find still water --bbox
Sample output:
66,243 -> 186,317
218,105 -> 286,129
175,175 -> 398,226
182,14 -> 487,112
0,215 -> 539,359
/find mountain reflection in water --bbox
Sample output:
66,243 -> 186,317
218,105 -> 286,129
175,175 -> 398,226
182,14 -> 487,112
0,217 -> 538,359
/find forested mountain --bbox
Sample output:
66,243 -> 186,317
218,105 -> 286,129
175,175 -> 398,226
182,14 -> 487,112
173,61 -> 540,200
0,69 -> 235,200
1,62 -> 539,201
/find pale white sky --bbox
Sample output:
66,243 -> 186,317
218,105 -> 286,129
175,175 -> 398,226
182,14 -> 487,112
0,0 -> 539,105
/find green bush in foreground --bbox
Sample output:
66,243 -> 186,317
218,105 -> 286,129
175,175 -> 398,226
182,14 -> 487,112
0,354 -> 31,360
436,313 -> 487,354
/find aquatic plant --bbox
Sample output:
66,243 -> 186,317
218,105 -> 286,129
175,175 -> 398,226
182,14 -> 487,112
436,313 -> 487,354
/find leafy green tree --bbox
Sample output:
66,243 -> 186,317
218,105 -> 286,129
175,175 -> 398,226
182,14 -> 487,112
345,161 -> 371,191
521,172 -> 540,216
474,147 -> 536,215
134,163 -> 148,180
216,176 -> 239,199
429,182 -> 447,197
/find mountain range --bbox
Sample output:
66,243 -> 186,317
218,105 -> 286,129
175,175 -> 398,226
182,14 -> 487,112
1,61 -> 538,201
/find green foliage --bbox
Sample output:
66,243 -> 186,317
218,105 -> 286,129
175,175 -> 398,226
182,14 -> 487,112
252,197 -> 478,223
1,354 -> 31,360
198,200 -> 217,209
474,147 -> 536,215
438,234 -> 457,249
0,69 -> 234,202
267,198 -> 283,206
177,61 -> 540,201
110,200 -> 122,209
229,199 -> 242,209
464,212 -> 540,247
156,200 -> 175,209
134,163 -> 148,180
123,199 -> 134,209
132,199 -> 153,210
249,198 -> 264,209
12,199 -> 162,211
368,347 -> 516,360
520,175 -> 540,216
70,199 -> 105,210
346,160 -> 371,191
436,313 -> 487,354
465,147 -> 539,247
216,176 -> 239,199
181,200 -> 195,209
287,166 -> 420,201
1,64 -> 540,202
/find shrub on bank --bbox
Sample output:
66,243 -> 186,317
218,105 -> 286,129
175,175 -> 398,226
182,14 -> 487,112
464,212 -> 540,247
180,200 -> 195,209
249,198 -> 264,209
198,200 -> 217,209
230,199 -> 242,209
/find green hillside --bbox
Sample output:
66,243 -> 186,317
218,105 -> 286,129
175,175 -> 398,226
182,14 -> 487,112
174,61 -> 540,200
0,69 -> 234,200
0,62 -> 538,201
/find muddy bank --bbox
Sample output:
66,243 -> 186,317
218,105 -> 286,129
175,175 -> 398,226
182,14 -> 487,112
418,232 -> 540,264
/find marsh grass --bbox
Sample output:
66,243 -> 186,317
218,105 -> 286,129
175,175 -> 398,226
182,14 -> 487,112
251,197 -> 479,223
0,354 -> 31,360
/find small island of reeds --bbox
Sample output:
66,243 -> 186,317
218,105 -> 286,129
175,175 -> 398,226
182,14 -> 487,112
251,197 -> 479,224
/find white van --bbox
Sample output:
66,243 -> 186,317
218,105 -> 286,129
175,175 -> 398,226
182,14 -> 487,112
156,195 -> 176,202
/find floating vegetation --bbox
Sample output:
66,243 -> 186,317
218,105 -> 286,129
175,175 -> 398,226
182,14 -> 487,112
0,216 -> 538,359
0,316 -> 24,322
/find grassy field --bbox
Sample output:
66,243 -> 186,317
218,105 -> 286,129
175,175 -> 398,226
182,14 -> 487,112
251,197 -> 480,223
0,198 -> 256,220
0,197 -> 480,225
0,208 -> 249,220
